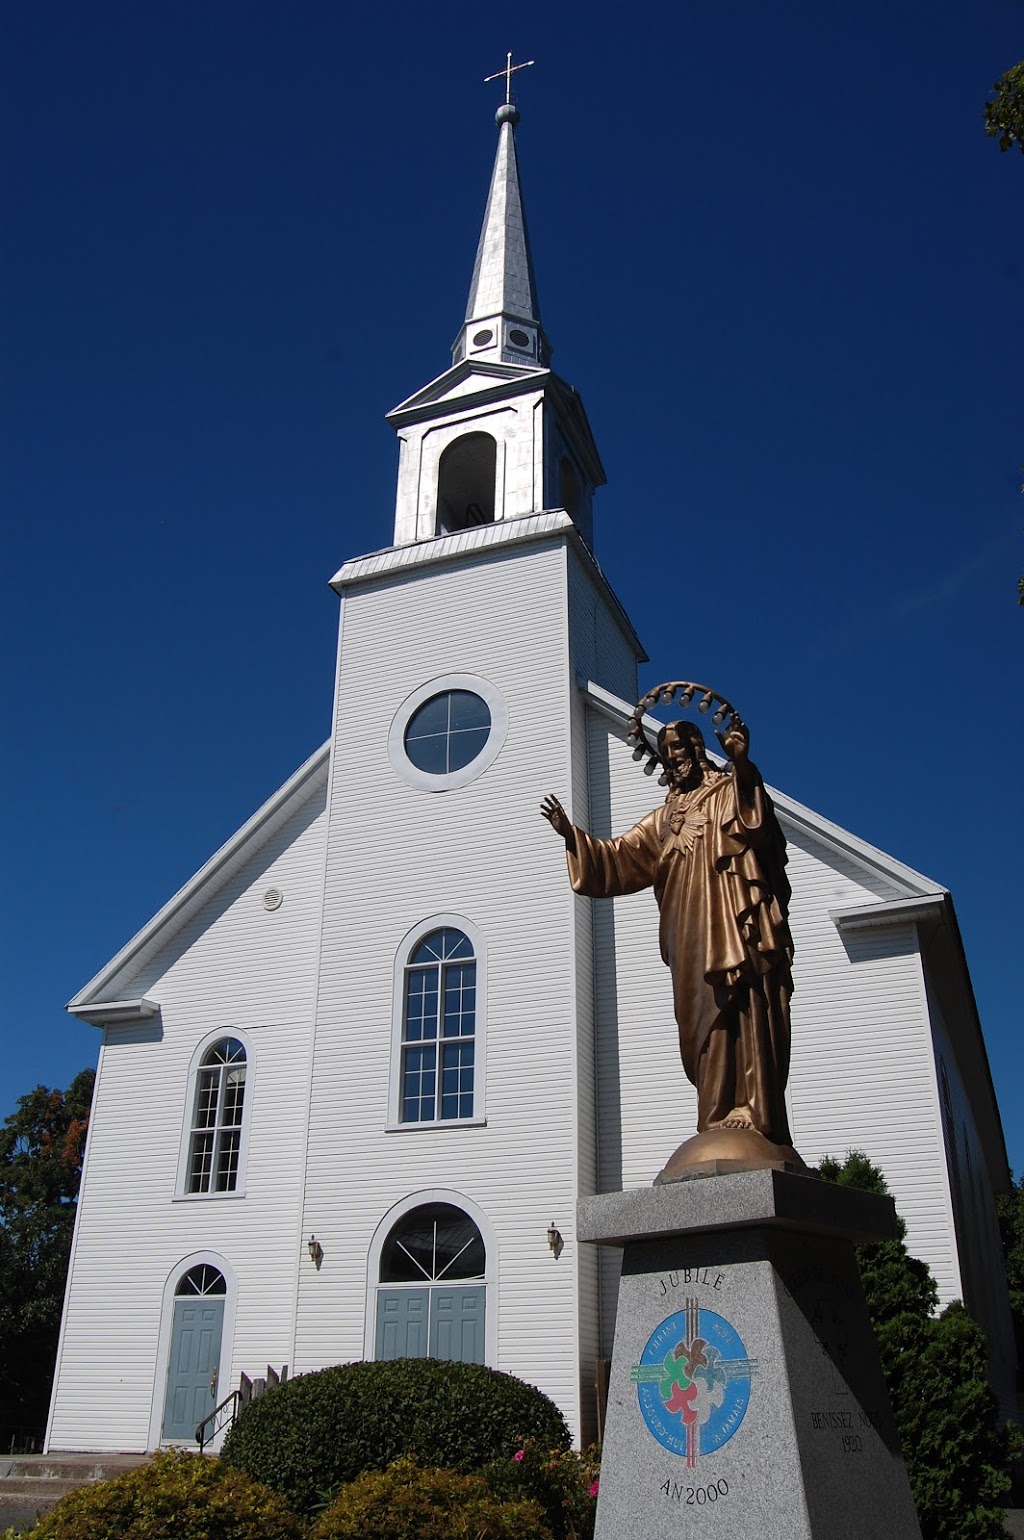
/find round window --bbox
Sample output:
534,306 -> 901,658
404,690 -> 491,776
389,674 -> 508,792
472,329 -> 494,347
508,328 -> 530,348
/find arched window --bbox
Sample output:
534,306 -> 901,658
176,1263 -> 226,1296
186,1038 -> 247,1194
436,433 -> 496,534
375,1203 -> 486,1363
401,929 -> 476,1123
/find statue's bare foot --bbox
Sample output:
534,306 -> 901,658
711,1106 -> 756,1131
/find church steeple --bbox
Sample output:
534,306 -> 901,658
386,80 -> 605,549
452,102 -> 550,370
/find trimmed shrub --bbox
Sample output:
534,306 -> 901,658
483,1438 -> 600,1540
23,1449 -> 302,1540
309,1457 -> 554,1540
220,1357 -> 570,1517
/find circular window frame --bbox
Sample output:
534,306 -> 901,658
388,674 -> 508,792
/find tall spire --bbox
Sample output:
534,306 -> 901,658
452,101 -> 550,369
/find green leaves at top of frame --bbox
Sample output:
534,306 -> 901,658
984,61 -> 1024,155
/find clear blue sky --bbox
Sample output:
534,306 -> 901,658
3,2 -> 1022,1175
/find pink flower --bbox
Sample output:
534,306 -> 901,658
589,1480 -> 600,1497
514,1450 -> 525,1463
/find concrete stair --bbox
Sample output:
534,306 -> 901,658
0,1453 -> 149,1533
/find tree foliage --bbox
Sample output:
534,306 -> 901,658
997,1171 -> 1024,1370
0,1068 -> 95,1446
984,62 -> 1024,156
308,1458 -> 554,1540
820,1151 -> 1021,1539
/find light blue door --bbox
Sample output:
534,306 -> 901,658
162,1296 -> 224,1441
376,1288 -> 429,1358
376,1286 -> 484,1364
431,1286 -> 485,1364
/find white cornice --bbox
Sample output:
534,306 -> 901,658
830,896 -> 949,931
330,514 -> 648,664
67,997 -> 160,1028
332,509 -> 570,589
387,361 -> 547,425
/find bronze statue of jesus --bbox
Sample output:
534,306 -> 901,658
542,714 -> 795,1148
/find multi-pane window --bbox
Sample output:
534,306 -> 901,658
187,1038 -> 246,1193
403,691 -> 491,776
380,1203 -> 485,1283
401,928 -> 476,1123
176,1263 -> 226,1297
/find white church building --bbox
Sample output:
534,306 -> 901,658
47,99 -> 1016,1454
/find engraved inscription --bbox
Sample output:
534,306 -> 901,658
810,1406 -> 873,1452
661,1476 -> 730,1504
657,1268 -> 726,1297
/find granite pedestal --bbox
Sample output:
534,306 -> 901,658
579,1169 -> 921,1540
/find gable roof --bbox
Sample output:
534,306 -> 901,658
67,743 -> 329,1014
581,678 -> 945,899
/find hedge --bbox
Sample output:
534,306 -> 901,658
309,1457 -> 553,1539
220,1357 -> 570,1517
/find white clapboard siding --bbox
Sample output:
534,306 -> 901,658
566,545 -> 644,1436
47,776 -> 328,1452
296,529 -> 643,1443
783,835 -> 957,1302
299,535 -> 584,1434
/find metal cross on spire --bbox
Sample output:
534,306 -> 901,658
484,51 -> 535,105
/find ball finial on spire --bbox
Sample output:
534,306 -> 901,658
484,52 -> 534,119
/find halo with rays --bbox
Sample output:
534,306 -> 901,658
626,682 -> 740,786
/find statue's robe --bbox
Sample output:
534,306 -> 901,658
566,763 -> 795,1144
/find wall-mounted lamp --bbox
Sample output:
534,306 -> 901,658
547,1222 -> 563,1257
307,1234 -> 323,1268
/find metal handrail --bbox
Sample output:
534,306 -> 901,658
195,1389 -> 240,1452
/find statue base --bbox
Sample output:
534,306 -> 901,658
656,1127 -> 809,1183
578,1170 -> 921,1539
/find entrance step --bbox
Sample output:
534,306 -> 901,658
0,1453 -> 149,1532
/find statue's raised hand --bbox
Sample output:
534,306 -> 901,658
716,715 -> 750,763
540,794 -> 576,851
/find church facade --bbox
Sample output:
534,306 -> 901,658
47,102 -> 1015,1453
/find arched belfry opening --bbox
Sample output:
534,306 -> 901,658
436,433 -> 497,535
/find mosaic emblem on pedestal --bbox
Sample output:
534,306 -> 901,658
631,1297 -> 756,1465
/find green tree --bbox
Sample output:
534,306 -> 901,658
984,62 -> 1024,156
820,1150 -> 1021,1539
997,1171 -> 1024,1370
0,1068 -> 95,1448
